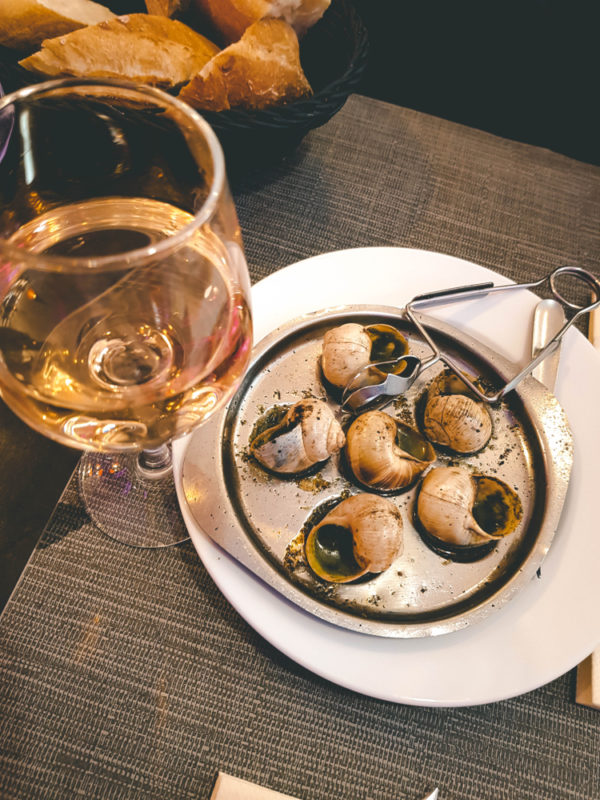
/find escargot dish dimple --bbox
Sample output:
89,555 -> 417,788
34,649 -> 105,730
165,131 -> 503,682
416,465 -> 523,549
305,493 -> 404,583
250,399 -> 345,474
346,410 -> 436,492
423,370 -> 493,454
321,322 -> 408,390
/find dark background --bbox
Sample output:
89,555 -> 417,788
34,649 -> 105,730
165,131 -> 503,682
349,0 -> 599,166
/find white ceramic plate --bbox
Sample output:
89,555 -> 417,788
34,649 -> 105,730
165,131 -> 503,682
174,247 -> 600,707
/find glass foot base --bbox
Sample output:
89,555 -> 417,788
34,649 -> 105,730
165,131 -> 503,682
78,450 -> 189,548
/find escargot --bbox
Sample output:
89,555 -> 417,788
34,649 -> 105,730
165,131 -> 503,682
416,466 -> 522,551
250,399 -> 345,474
305,493 -> 403,583
321,322 -> 408,390
422,370 -> 493,454
346,410 -> 436,492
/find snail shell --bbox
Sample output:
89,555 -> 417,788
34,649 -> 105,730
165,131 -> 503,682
321,323 -> 371,389
423,371 -> 492,454
321,322 -> 408,390
305,493 -> 404,583
346,410 -> 436,491
417,465 -> 522,547
250,399 -> 345,474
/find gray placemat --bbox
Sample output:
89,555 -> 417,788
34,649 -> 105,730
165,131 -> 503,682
1,96 -> 599,800
233,97 -> 599,306
1,482 -> 598,800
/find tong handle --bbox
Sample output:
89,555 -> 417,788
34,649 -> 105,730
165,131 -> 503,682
406,265 -> 600,403
411,266 -> 600,316
549,265 -> 600,311
410,281 -> 495,308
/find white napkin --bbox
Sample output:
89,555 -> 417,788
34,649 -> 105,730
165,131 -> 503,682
211,773 -> 301,800
576,649 -> 600,709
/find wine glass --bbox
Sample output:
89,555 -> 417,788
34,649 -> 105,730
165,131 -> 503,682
0,79 -> 252,548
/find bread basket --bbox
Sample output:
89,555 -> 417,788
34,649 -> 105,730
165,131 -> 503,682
0,0 -> 368,172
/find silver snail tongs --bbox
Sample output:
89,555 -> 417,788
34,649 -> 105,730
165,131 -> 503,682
341,266 -> 600,413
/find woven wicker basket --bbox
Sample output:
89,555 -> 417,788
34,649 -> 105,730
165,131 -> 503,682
0,0 -> 368,170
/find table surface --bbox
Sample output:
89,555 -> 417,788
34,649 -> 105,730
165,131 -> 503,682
1,95 -> 599,800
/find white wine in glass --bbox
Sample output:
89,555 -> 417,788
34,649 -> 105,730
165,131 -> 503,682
0,79 -> 252,547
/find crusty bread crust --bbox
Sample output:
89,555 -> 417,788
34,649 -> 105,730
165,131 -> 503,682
19,14 -> 220,88
144,0 -> 190,18
192,0 -> 330,43
192,0 -> 256,43
179,18 -> 312,111
0,0 -> 115,51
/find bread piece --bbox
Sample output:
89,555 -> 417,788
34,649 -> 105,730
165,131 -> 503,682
0,0 -> 115,51
192,0 -> 331,43
144,0 -> 190,18
19,14 -> 220,89
179,18 -> 311,111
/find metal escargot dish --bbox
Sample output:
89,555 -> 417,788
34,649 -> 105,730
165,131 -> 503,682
182,305 -> 573,638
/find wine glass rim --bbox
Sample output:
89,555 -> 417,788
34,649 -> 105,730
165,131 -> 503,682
0,77 -> 226,272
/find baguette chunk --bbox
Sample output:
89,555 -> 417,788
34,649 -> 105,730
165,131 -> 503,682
19,14 -> 220,89
0,0 -> 115,51
179,18 -> 312,111
193,0 -> 331,42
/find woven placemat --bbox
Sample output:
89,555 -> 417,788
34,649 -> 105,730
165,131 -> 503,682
1,96 -> 599,800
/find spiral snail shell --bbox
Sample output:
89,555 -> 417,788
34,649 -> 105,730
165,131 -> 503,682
321,322 -> 408,390
305,493 -> 404,583
250,399 -> 345,474
423,371 -> 493,454
416,465 -> 522,549
346,410 -> 436,492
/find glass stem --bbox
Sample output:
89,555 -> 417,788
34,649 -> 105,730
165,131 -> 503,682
137,444 -> 173,479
